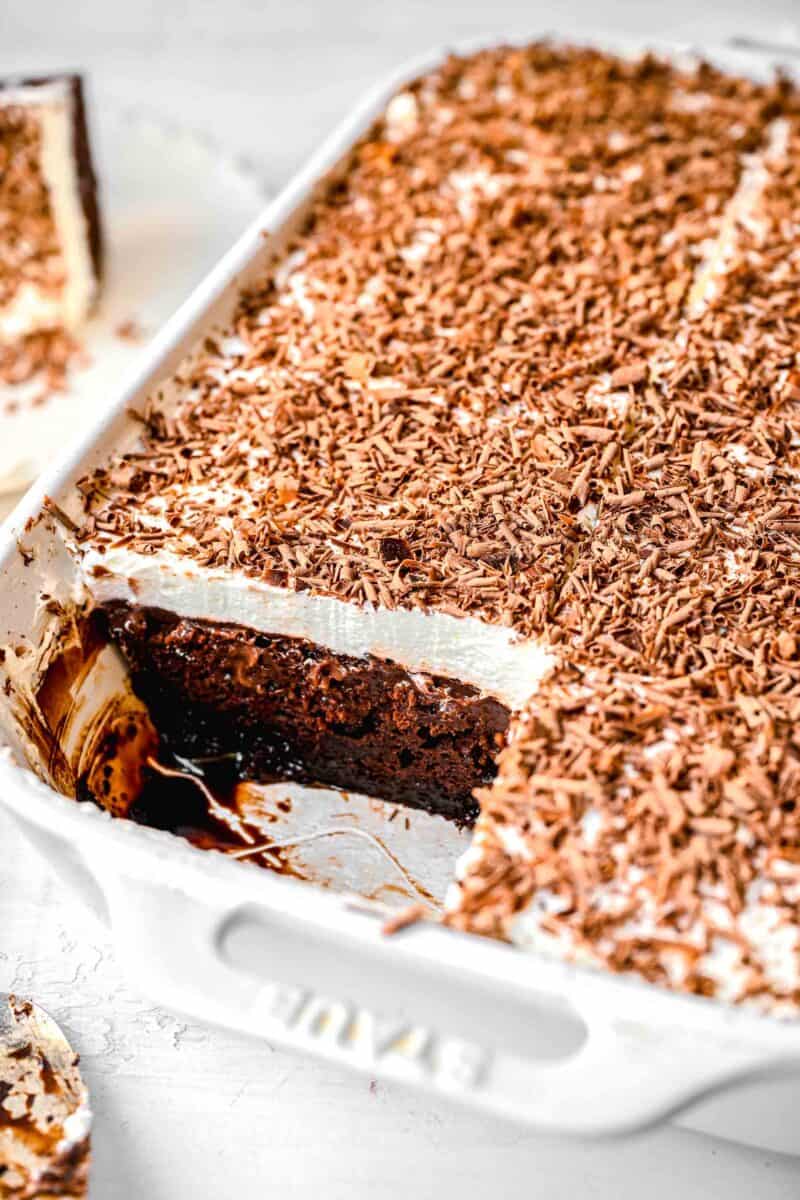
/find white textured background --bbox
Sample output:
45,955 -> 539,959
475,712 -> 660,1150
3,3 -> 800,1197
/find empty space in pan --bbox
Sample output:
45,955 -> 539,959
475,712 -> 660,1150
8,595 -> 473,914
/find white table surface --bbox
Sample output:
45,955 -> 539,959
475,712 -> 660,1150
3,2 -> 800,1195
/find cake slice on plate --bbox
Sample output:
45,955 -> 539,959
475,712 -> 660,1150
0,75 -> 101,381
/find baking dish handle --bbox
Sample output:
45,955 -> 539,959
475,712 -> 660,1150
98,869 -> 795,1136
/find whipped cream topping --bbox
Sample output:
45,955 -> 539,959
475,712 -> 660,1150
686,117 -> 790,319
80,546 -> 554,709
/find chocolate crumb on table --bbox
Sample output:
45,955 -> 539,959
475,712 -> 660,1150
114,318 -> 144,342
382,903 -> 430,935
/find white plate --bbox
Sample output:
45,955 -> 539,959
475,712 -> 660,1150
0,102 -> 265,494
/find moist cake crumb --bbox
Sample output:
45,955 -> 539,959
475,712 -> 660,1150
101,600 -> 508,820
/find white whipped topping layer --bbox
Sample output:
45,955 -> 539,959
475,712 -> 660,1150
0,281 -> 64,341
56,1101 -> 93,1155
0,80 -> 96,340
686,118 -> 789,319
510,866 -> 800,1014
80,546 -> 554,709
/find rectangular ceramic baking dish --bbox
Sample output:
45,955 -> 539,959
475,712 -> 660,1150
2,34 -> 800,1155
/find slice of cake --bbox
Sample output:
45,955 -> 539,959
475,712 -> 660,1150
0,75 -> 101,384
72,45 -> 800,1009
0,994 -> 91,1198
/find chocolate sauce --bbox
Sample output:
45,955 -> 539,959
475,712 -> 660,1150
128,749 -> 247,849
89,745 -> 442,905
24,605 -> 458,902
118,748 -> 310,887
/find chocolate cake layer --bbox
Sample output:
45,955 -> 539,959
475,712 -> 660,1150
101,601 -> 510,821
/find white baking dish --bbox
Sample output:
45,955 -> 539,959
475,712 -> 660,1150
2,34 -> 800,1155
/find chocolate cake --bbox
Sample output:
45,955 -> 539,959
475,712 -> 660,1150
73,44 -> 800,1011
0,75 -> 102,390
